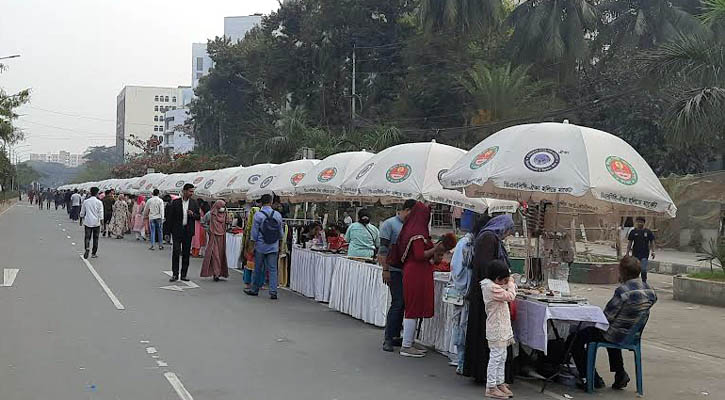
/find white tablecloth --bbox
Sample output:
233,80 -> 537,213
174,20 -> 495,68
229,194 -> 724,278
225,233 -> 244,269
419,273 -> 457,354
513,298 -> 609,354
290,247 -> 338,302
328,257 -> 390,327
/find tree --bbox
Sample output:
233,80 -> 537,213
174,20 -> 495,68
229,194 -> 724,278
0,64 -> 30,144
15,162 -> 41,188
419,0 -> 503,36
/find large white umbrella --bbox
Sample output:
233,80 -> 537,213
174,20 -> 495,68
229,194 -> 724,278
440,122 -> 677,217
194,166 -> 244,199
295,151 -> 374,201
134,173 -> 168,197
247,159 -> 320,201
158,172 -> 196,196
118,177 -> 140,195
340,141 -> 500,213
220,163 -> 276,201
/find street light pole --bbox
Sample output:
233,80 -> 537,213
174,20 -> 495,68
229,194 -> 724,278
0,54 -> 20,60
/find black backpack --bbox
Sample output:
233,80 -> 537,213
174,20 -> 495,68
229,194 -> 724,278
260,210 -> 282,244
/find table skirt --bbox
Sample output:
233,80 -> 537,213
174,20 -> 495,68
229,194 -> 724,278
225,233 -> 243,270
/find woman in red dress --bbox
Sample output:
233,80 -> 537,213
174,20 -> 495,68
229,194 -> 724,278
395,202 -> 448,358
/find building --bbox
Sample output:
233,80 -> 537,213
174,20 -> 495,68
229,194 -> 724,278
29,151 -> 85,167
224,15 -> 262,43
161,108 -> 195,155
116,85 -> 191,157
192,43 -> 213,89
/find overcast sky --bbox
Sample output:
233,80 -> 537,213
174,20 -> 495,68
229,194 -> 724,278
1,0 -> 279,158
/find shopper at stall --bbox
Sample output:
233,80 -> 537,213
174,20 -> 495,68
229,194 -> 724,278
244,194 -> 284,299
299,221 -> 323,247
109,194 -> 129,239
242,204 -> 261,289
626,217 -> 655,283
570,256 -> 657,391
200,200 -> 229,281
167,184 -> 201,282
396,202 -> 447,358
463,214 -> 515,384
132,195 -> 147,240
345,209 -> 380,258
192,200 -> 209,257
101,190 -> 115,237
380,199 -> 416,352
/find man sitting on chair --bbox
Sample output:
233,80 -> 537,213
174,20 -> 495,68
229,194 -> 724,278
570,256 -> 657,391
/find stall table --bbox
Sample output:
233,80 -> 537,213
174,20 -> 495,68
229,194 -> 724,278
225,233 -> 244,270
290,247 -> 338,302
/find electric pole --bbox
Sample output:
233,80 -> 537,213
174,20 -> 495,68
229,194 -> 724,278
351,42 -> 356,124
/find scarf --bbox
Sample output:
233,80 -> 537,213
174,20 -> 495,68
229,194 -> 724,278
210,200 -> 227,236
396,202 -> 432,264
478,214 -> 514,267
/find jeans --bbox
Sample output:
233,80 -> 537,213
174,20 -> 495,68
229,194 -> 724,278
252,251 -> 278,295
639,258 -> 649,282
149,219 -> 163,247
70,206 -> 80,221
171,232 -> 192,278
487,346 -> 507,388
84,226 -> 100,255
451,302 -> 469,373
571,326 -> 625,380
384,270 -> 404,342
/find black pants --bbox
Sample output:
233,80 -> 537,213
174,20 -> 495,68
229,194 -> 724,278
171,232 -> 193,278
571,326 -> 625,379
84,226 -> 100,255
70,206 -> 80,221
384,270 -> 405,342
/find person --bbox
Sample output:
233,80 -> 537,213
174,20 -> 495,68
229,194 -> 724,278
132,195 -> 147,241
192,200 -> 209,257
109,194 -> 129,239
54,190 -> 63,210
162,194 -> 173,244
70,189 -> 82,221
167,184 -> 200,282
244,194 -> 284,300
325,225 -> 347,252
464,214 -> 515,384
200,200 -> 229,281
242,204 -> 261,288
144,189 -> 165,250
627,217 -> 655,283
380,199 -> 416,352
345,209 -> 380,258
570,256 -> 657,391
299,221 -> 322,248
448,215 -> 490,373
64,189 -> 72,214
79,187 -> 104,259
45,189 -> 52,210
343,212 -> 353,227
481,260 -> 516,399
101,190 -> 115,237
396,202 -> 447,358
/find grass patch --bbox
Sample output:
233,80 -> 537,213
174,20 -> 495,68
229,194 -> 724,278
689,270 -> 725,282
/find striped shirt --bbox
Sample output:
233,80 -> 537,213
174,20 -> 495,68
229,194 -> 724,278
603,279 -> 657,344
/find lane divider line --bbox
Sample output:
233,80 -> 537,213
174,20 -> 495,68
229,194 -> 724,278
79,255 -> 125,310
164,372 -> 194,400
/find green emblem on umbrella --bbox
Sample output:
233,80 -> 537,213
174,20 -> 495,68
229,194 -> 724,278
606,156 -> 638,185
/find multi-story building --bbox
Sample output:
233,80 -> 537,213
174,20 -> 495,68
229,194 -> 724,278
116,85 -> 191,157
161,108 -> 195,155
29,151 -> 85,167
224,15 -> 262,43
192,43 -> 213,89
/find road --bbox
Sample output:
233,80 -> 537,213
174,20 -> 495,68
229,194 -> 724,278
1,202 -> 722,400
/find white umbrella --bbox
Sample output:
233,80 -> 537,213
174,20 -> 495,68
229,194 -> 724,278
119,177 -> 140,195
194,166 -> 244,199
185,170 -> 216,195
136,173 -> 169,197
247,159 -> 320,201
340,141 -> 499,213
223,163 -> 277,201
295,151 -> 374,201
440,122 -> 677,217
158,172 -> 195,196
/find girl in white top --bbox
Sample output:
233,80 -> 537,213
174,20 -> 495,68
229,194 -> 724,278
480,259 -> 516,399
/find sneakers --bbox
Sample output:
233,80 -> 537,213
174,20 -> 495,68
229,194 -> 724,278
91,254 -> 98,259
382,340 -> 394,352
244,289 -> 258,296
149,246 -> 155,250
412,342 -> 428,353
399,346 -> 426,358
612,372 -> 630,390
159,246 -> 164,250
83,249 -> 89,259
270,293 -> 278,300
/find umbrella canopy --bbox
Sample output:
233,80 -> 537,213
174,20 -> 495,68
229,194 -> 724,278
194,166 -> 244,199
295,151 -> 374,201
136,173 -> 169,197
118,177 -> 140,195
440,122 -> 677,218
221,163 -> 276,201
158,172 -> 196,196
340,141 -> 495,213
247,159 -> 320,201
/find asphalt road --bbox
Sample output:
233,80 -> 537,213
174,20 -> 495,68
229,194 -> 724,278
2,202 -> 722,400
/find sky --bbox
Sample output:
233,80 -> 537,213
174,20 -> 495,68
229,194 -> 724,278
0,0 -> 280,159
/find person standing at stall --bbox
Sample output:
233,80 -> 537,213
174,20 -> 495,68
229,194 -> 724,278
463,214 -> 515,384
167,184 -> 200,282
380,199 -> 416,352
200,200 -> 229,281
345,209 -> 380,258
132,195 -> 147,241
244,194 -> 283,300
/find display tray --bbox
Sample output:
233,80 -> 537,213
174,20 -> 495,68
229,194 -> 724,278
518,293 -> 588,304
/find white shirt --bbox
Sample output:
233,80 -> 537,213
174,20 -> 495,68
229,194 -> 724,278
80,196 -> 104,228
70,193 -> 82,207
344,216 -> 353,225
145,196 -> 165,220
182,198 -> 189,226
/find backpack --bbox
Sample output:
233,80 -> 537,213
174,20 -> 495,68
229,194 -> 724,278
260,210 -> 282,244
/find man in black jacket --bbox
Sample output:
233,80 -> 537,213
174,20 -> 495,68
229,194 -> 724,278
167,184 -> 200,282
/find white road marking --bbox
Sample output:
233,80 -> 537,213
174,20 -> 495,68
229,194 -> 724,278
160,285 -> 185,291
0,205 -> 15,217
2,269 -> 19,287
66,235 -> 71,239
71,242 -> 76,246
156,360 -> 168,367
140,340 -> 150,344
162,271 -> 200,290
164,372 -> 194,400
146,347 -> 158,354
79,255 -> 125,310
519,381 -> 569,400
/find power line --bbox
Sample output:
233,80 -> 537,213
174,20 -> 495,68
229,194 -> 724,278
18,119 -> 114,137
25,105 -> 169,128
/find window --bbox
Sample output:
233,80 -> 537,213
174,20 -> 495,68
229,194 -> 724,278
154,105 -> 159,111
154,95 -> 159,101
164,96 -> 169,102
196,57 -> 204,71
154,116 -> 158,122
171,106 -> 176,110
172,96 -> 176,103
154,126 -> 158,132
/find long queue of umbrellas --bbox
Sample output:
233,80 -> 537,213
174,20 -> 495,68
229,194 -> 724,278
59,122 -> 677,218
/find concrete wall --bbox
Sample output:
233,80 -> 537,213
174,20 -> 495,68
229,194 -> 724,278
224,15 -> 262,43
191,43 -> 213,89
673,276 -> 725,307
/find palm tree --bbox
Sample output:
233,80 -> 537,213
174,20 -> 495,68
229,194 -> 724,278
419,0 -> 504,36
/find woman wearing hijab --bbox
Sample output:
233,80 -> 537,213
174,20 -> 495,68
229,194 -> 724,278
395,202 -> 449,358
200,200 -> 229,281
192,200 -> 209,257
132,195 -> 147,240
344,209 -> 380,258
109,194 -> 130,239
463,214 -> 515,384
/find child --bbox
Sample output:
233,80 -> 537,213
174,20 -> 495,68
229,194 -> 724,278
481,259 -> 516,399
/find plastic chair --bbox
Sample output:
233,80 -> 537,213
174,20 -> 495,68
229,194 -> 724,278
586,311 -> 650,396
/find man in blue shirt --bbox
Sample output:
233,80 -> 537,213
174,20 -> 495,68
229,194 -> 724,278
244,194 -> 285,300
379,199 -> 416,352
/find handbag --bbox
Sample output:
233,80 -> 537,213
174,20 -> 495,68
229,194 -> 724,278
442,283 -> 465,306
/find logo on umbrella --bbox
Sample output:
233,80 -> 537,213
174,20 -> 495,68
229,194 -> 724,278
175,180 -> 185,188
437,169 -> 448,184
606,156 -> 638,185
146,183 -> 153,190
193,176 -> 204,185
524,148 -> 560,172
204,179 -> 215,190
318,167 -> 337,183
356,162 -> 375,180
290,173 -> 305,186
138,179 -> 146,187
247,174 -> 261,185
260,176 -> 274,189
227,176 -> 238,187
386,163 -> 412,183
470,146 -> 499,170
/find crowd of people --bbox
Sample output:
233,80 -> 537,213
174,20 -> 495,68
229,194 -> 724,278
33,184 -> 658,398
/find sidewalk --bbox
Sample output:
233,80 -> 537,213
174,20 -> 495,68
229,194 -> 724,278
576,242 -> 718,275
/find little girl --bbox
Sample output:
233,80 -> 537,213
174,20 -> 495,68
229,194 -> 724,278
481,259 -> 516,399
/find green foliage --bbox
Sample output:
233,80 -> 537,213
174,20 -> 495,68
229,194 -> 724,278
0,64 -> 30,144
15,162 -> 41,187
419,0 -> 504,36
